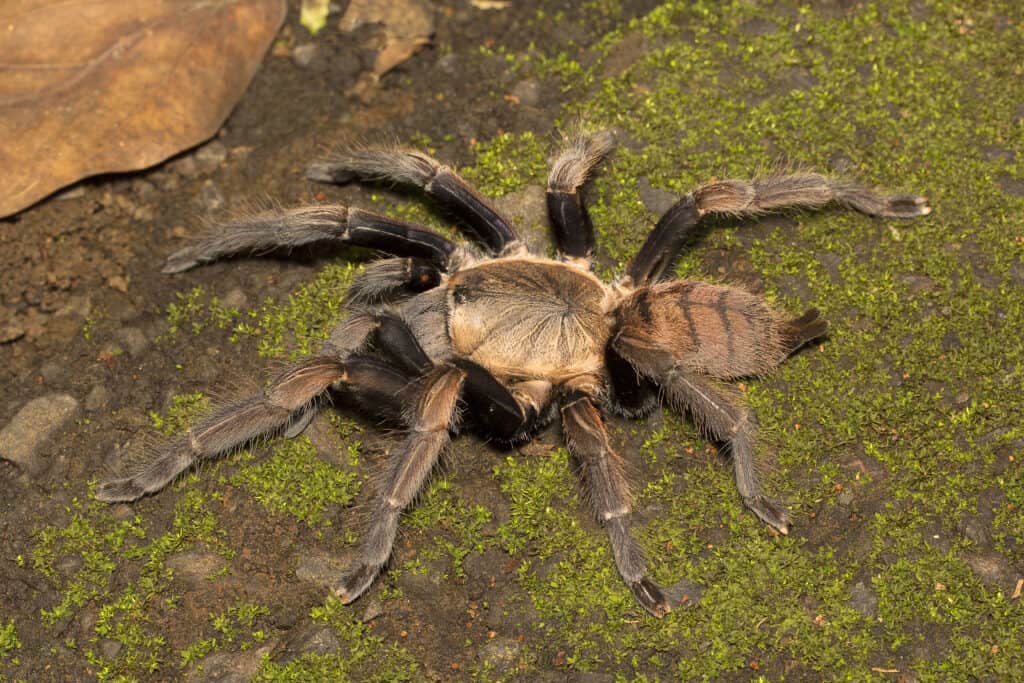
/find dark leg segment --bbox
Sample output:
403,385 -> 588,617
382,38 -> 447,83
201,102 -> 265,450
163,205 -> 457,273
605,339 -> 659,418
308,148 -> 517,253
333,355 -> 418,425
628,173 -> 930,285
449,358 -> 550,442
561,393 -> 672,617
97,356 -> 352,502
335,365 -> 465,603
614,338 -> 790,533
628,194 -> 700,285
370,313 -> 434,376
364,314 -> 550,442
546,129 -> 615,257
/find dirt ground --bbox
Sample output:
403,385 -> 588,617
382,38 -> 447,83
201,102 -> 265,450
2,1 -> 1022,681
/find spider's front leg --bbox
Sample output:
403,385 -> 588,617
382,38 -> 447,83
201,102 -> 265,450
334,317 -> 550,603
308,146 -> 519,254
627,173 -> 930,285
561,389 -> 674,617
162,205 -> 459,274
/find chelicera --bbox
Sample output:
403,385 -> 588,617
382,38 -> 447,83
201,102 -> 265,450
99,129 -> 929,616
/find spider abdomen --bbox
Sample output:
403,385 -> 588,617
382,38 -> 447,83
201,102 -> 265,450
617,280 -> 789,379
446,259 -> 612,382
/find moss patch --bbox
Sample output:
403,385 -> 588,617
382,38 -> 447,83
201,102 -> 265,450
253,598 -> 419,681
231,437 -> 362,530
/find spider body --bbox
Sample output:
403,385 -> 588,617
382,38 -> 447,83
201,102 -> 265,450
98,130 -> 929,617
446,257 -> 612,383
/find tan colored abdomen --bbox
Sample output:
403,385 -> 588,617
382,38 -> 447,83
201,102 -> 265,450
618,280 -> 788,379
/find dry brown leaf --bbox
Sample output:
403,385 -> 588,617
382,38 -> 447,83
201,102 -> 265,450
0,0 -> 287,218
339,0 -> 434,77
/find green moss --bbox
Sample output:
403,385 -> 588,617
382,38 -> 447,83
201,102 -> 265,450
231,437 -> 362,529
29,391 -> 238,681
241,263 -> 357,359
0,620 -> 21,661
165,287 -> 242,337
84,488 -> 232,681
462,131 -> 549,198
32,493 -> 146,627
148,392 -> 207,436
402,478 -> 492,578
253,598 -> 418,681
180,602 -> 272,667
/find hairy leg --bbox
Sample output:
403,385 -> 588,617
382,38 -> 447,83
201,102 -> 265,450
613,338 -> 790,533
308,147 -> 518,254
334,364 -> 465,603
163,205 -> 458,274
97,356 -> 352,502
546,129 -> 614,258
628,173 -> 931,285
561,392 -> 673,617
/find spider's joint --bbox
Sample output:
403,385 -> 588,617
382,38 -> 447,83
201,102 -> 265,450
602,507 -> 630,521
187,429 -> 201,454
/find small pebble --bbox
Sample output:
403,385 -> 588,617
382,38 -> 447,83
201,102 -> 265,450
292,43 -> 318,68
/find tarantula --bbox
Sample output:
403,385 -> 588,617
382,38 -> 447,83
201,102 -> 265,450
98,130 -> 929,616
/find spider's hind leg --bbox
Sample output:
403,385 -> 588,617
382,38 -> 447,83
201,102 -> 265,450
613,335 -> 790,534
627,173 -> 930,285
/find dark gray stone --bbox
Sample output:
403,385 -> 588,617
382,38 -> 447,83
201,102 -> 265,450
511,78 -> 542,107
637,177 -> 677,216
280,624 -> 340,663
295,553 -> 347,590
848,580 -> 878,617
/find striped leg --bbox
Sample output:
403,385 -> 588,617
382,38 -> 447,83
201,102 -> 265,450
335,364 -> 466,603
163,205 -> 458,274
628,174 -> 931,285
308,148 -> 518,254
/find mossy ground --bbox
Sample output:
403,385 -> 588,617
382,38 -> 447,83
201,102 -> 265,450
3,1 -> 1022,681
